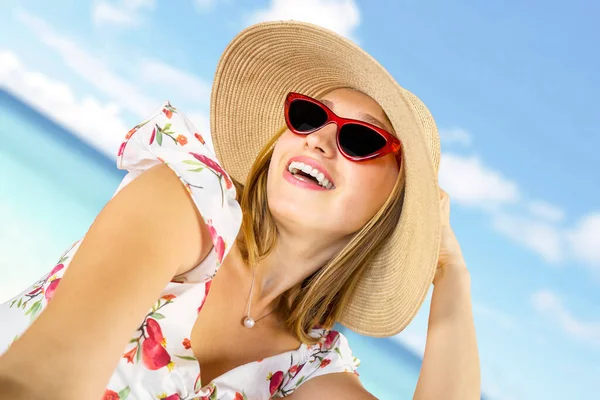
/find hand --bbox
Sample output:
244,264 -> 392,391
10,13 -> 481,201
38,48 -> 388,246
434,188 -> 468,285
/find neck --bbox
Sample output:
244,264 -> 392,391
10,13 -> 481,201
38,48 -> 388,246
236,225 -> 350,318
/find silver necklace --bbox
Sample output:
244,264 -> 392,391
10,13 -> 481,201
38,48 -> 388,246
243,267 -> 276,328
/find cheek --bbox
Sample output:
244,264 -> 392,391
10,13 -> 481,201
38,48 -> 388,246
338,164 -> 398,221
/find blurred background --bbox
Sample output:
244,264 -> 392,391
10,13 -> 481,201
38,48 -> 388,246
1,0 -> 599,399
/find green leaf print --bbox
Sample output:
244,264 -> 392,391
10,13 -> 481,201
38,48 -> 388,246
182,160 -> 203,165
210,386 -> 218,400
188,167 -> 205,172
118,386 -> 130,400
150,312 -> 165,319
157,129 -> 163,145
175,355 -> 197,361
295,376 -> 305,386
136,342 -> 142,363
27,301 -> 42,322
334,347 -> 342,357
17,298 -> 22,307
163,123 -> 172,131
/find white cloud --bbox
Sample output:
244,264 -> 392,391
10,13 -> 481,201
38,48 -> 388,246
439,153 -> 520,210
527,200 -> 566,223
566,213 -> 600,271
138,60 -> 211,104
14,10 -> 212,147
0,50 -> 128,158
16,10 -> 158,118
439,127 -> 472,147
248,0 -> 361,39
491,213 -> 565,264
532,289 -> 600,347
194,0 -> 216,12
92,0 -> 155,27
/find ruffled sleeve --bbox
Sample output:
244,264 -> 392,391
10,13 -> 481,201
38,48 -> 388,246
115,101 -> 242,283
279,329 -> 361,395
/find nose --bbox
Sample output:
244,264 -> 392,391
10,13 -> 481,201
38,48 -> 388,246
304,122 -> 338,157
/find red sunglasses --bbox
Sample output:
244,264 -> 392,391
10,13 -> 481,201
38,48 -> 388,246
284,92 -> 402,162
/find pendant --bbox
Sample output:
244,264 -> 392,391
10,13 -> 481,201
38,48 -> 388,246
243,316 -> 255,328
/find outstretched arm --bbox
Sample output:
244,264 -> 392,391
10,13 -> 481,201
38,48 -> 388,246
413,189 -> 481,400
0,163 -> 211,400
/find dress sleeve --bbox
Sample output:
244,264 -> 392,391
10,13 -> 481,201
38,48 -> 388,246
115,101 -> 243,283
282,329 -> 362,394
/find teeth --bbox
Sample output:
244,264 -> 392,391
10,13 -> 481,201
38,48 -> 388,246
287,161 -> 334,189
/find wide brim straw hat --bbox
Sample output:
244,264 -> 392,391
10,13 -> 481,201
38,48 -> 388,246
210,20 -> 441,338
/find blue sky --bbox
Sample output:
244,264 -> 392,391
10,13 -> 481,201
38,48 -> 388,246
1,0 -> 598,398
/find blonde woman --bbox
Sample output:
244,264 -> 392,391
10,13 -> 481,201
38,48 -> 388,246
0,21 -> 480,399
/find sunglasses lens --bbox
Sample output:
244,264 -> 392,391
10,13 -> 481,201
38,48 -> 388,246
288,99 -> 328,132
339,124 -> 387,157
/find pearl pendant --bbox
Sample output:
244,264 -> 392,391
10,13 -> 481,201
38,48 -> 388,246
243,316 -> 255,328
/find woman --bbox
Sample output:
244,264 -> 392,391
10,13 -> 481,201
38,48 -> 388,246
0,21 -> 479,399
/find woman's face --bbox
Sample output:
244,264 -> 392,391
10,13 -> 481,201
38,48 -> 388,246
267,88 -> 400,239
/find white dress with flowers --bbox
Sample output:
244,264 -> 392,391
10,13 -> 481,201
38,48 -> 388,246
0,103 -> 360,400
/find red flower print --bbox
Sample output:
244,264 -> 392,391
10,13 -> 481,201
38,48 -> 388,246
160,394 -> 180,400
182,338 -> 191,349
142,318 -> 174,371
161,294 -> 176,302
26,286 -> 43,296
205,220 -> 226,263
149,127 -> 156,145
125,127 -> 137,140
44,279 -> 61,301
163,108 -> 173,119
176,135 -> 188,146
117,142 -> 127,157
142,337 -> 174,371
289,363 -> 304,377
200,383 -> 215,399
235,392 -> 244,400
215,236 -> 225,264
320,358 -> 331,368
194,133 -> 205,144
268,371 -> 284,396
189,152 -> 233,189
197,280 -> 212,313
102,389 -> 119,400
323,330 -> 339,350
146,318 -> 165,343
49,263 -> 64,277
123,346 -> 137,363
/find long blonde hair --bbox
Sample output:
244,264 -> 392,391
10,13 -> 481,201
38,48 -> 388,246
233,125 -> 406,344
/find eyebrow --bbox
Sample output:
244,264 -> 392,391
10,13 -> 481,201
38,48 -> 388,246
320,99 -> 392,132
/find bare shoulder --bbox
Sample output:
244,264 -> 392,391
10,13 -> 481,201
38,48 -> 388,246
114,162 -> 212,273
287,372 -> 378,400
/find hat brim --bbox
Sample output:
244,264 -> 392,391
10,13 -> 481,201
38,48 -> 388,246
210,20 -> 441,337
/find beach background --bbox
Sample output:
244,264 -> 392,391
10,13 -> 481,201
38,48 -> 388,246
1,1 -> 598,399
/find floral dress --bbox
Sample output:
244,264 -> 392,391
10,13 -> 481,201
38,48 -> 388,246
0,102 -> 361,400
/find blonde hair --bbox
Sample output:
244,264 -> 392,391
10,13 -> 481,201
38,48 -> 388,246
233,125 -> 406,344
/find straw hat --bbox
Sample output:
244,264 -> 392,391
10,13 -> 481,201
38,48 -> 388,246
210,20 -> 441,337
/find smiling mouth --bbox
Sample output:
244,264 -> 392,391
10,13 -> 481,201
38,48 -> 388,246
287,161 -> 335,190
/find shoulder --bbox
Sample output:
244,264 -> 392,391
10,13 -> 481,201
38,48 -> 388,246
287,372 -> 378,400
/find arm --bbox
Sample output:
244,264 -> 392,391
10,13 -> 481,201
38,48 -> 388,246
413,189 -> 481,400
288,372 -> 378,399
0,163 -> 212,400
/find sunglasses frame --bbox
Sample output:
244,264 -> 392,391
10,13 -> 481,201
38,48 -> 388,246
284,92 -> 402,162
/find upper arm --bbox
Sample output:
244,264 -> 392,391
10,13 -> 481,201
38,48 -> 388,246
0,162 -> 211,399
288,372 -> 378,400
